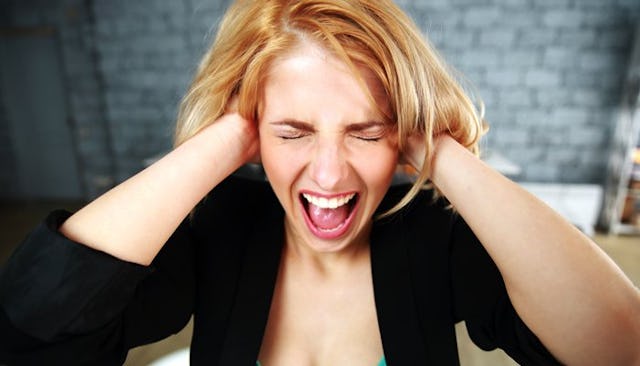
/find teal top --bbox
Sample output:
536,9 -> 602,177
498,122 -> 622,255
257,356 -> 386,366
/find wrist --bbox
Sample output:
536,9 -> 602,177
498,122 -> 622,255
429,134 -> 460,187
200,113 -> 258,165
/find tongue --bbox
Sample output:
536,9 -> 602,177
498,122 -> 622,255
308,203 -> 350,229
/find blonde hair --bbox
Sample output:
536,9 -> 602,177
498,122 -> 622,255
175,0 -> 486,217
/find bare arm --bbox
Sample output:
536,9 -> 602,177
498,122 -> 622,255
406,135 -> 640,365
60,113 -> 258,266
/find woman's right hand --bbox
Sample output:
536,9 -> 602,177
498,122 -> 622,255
216,96 -> 260,164
204,110 -> 260,166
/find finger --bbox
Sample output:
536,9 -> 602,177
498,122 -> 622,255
225,95 -> 239,114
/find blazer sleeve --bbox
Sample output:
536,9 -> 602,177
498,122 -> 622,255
0,210 -> 195,366
449,215 -> 562,366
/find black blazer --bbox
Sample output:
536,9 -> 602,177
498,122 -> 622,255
0,176 -> 559,365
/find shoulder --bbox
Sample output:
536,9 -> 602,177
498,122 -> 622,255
378,183 -> 456,234
372,184 -> 460,280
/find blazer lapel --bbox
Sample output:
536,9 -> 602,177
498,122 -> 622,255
218,202 -> 284,365
371,214 -> 429,365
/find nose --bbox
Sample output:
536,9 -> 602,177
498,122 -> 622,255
309,137 -> 349,191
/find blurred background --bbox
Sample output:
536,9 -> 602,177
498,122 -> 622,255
0,0 -> 639,365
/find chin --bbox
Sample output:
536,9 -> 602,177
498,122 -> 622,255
289,211 -> 372,255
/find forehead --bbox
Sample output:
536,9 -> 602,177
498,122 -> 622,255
262,42 -> 390,120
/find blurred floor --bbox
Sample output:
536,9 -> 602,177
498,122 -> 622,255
0,201 -> 638,365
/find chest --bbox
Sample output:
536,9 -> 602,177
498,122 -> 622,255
257,260 -> 384,366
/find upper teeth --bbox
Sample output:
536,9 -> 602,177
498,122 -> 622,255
302,193 -> 356,209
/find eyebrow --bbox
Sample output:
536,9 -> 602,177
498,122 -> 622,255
345,121 -> 388,133
269,119 -> 314,131
269,119 -> 388,132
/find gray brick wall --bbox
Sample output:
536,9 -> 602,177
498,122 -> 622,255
0,86 -> 18,197
401,0 -> 640,183
88,0 -> 237,185
92,0 -> 198,182
59,0 -> 115,197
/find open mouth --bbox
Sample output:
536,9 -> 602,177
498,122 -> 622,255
299,191 -> 359,239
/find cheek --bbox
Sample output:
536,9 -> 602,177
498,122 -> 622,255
353,146 -> 398,191
260,141 -> 285,186
259,138 -> 305,198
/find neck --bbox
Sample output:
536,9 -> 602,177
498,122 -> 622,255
283,220 -> 372,279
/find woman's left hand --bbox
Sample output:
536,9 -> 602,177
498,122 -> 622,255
399,133 -> 427,172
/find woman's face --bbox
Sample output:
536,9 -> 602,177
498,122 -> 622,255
259,42 -> 398,253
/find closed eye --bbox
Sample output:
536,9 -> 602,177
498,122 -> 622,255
348,121 -> 389,142
352,134 -> 382,142
279,132 -> 309,140
270,119 -> 314,140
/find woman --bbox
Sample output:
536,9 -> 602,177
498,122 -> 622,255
1,0 -> 639,365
